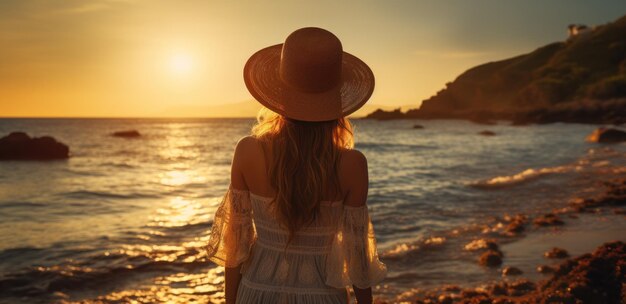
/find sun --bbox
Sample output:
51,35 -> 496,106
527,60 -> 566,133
169,53 -> 193,75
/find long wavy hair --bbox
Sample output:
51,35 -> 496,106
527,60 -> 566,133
252,108 -> 354,241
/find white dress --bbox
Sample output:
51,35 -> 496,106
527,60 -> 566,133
206,188 -> 387,304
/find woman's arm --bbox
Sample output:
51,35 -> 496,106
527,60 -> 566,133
353,286 -> 373,304
225,265 -> 243,304
223,137 -> 252,303
340,150 -> 374,303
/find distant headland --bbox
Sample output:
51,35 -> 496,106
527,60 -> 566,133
366,14 -> 626,125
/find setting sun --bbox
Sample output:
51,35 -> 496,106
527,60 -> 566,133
169,53 -> 193,75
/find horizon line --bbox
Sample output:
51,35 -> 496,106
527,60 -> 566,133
0,115 -> 369,120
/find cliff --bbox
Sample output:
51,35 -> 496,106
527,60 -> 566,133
367,14 -> 626,124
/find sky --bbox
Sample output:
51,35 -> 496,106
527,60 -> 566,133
0,0 -> 624,118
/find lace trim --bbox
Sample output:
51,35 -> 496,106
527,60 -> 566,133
240,277 -> 345,295
249,192 -> 344,205
206,187 -> 255,267
254,219 -> 335,236
256,238 -> 331,254
325,204 -> 387,289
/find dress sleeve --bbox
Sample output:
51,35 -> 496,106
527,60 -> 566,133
326,205 -> 387,289
206,187 -> 256,268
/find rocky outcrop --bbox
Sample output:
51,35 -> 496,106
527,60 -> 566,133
112,130 -> 141,138
586,127 -> 626,143
366,14 -> 626,125
365,108 -> 404,120
0,132 -> 69,160
405,242 -> 625,303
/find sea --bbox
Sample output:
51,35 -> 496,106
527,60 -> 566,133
0,118 -> 625,303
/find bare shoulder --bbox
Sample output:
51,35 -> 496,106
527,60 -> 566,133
339,148 -> 368,170
233,135 -> 263,167
339,149 -> 369,207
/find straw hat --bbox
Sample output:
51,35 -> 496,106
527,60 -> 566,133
243,27 -> 375,121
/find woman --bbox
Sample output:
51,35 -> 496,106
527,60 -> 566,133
207,27 -> 387,304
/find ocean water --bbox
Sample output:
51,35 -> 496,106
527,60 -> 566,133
0,118 -> 624,303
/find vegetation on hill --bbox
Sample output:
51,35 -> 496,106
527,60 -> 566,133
367,14 -> 626,124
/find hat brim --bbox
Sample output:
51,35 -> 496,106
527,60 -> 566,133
244,44 -> 375,122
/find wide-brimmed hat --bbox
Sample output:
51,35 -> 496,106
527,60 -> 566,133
244,27 -> 375,122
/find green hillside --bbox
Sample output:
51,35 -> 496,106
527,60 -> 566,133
368,14 -> 626,124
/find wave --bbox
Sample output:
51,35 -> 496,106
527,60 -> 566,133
468,165 -> 575,189
0,201 -> 46,209
61,190 -> 161,200
468,146 -> 626,189
0,248 -> 209,299
356,142 -> 435,151
382,236 -> 448,261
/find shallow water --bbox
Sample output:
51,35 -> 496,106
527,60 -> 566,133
0,118 -> 624,303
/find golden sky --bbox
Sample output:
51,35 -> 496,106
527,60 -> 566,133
0,0 -> 624,117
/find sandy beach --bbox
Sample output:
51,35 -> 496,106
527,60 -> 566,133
386,178 -> 626,304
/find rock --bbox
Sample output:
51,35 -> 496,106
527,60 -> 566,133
112,130 -> 141,138
533,213 -> 565,226
464,239 -> 499,251
409,242 -> 626,303
545,247 -> 569,259
437,294 -> 453,304
536,265 -> 555,274
507,279 -> 536,296
529,241 -> 626,303
489,282 -> 508,296
0,132 -> 69,160
585,127 -> 626,143
442,285 -> 461,292
478,130 -> 496,136
413,124 -> 424,129
501,266 -> 523,276
479,250 -> 503,267
504,221 -> 525,234
364,108 -> 405,120
460,289 -> 489,299
503,214 -> 528,235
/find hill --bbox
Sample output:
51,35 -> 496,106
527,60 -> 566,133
367,14 -> 626,124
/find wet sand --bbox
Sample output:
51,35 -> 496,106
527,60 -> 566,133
382,178 -> 626,303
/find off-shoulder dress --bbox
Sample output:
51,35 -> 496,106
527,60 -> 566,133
206,188 -> 387,304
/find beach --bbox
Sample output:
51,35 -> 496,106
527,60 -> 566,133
0,118 -> 625,303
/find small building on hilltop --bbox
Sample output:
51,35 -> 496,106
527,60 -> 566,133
567,24 -> 592,39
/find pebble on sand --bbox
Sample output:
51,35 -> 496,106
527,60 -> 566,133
501,266 -> 523,276
544,247 -> 569,259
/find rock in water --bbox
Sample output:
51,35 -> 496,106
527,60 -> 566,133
544,247 -> 569,259
586,127 -> 626,143
537,265 -> 555,274
479,250 -> 503,267
112,130 -> 141,138
0,132 -> 69,160
502,266 -> 523,276
478,130 -> 496,136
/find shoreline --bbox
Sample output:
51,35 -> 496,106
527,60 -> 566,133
381,178 -> 626,303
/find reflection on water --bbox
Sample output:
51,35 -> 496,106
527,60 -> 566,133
90,269 -> 224,303
0,118 -> 625,303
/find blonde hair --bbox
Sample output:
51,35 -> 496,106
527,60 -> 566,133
252,108 -> 354,240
